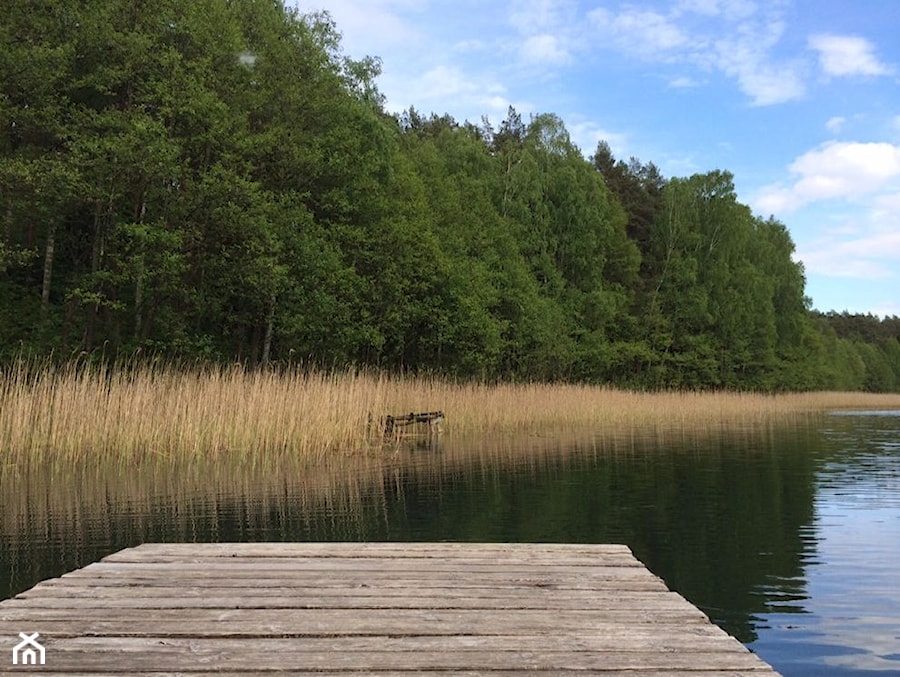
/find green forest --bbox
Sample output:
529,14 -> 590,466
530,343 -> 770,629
2,0 -> 898,390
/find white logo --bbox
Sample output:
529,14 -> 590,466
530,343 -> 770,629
12,632 -> 45,666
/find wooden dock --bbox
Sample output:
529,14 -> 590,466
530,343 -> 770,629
0,543 -> 779,675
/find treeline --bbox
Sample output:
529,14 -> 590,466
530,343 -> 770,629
1,1 -> 897,390
811,312 -> 900,392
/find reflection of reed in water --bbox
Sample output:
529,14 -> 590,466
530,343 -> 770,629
0,452 -> 397,598
0,454 -> 382,546
0,420 -> 831,655
0,420 -> 803,557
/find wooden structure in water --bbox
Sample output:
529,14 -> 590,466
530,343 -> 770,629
0,542 -> 780,674
380,410 -> 444,439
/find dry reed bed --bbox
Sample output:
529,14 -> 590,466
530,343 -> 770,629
2,363 -> 900,464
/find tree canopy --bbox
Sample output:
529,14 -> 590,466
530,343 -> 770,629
1,0 -> 897,390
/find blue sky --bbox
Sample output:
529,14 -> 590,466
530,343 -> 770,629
301,0 -> 900,317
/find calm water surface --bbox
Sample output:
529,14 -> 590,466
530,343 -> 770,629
2,412 -> 899,676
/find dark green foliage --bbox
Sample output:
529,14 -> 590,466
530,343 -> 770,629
808,312 -> 900,392
0,1 -> 896,390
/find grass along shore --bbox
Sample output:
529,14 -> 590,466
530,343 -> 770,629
3,362 -> 900,464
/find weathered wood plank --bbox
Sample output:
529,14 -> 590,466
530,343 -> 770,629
0,543 -> 779,675
14,584 -> 685,602
103,547 -> 641,564
0,608 -> 712,630
101,554 -> 644,568
35,576 -> 670,591
7,592 -> 702,612
0,672 -> 777,676
16,633 -> 742,653
66,557 -> 654,578
0,633 -> 776,671
0,648 -> 774,672
51,571 -> 667,590
113,542 -> 636,557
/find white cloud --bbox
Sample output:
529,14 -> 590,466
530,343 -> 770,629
809,34 -> 893,78
383,62 -> 532,124
589,8 -> 689,56
675,0 -> 723,16
303,0 -> 423,59
799,227 -> 900,279
418,65 -> 478,99
760,143 -> 900,309
826,116 -> 846,133
755,141 -> 900,214
712,18 -> 807,106
521,33 -> 571,65
875,191 -> 900,212
675,0 -> 758,20
669,75 -> 701,88
803,252 -> 893,279
567,121 -> 629,158
509,0 -> 576,34
588,4 -> 806,105
453,39 -> 487,54
793,205 -> 900,315
720,55 -> 806,106
507,1 -> 579,70
482,95 -> 514,113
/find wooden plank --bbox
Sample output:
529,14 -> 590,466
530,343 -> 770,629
14,584 -> 685,601
0,634 -> 775,670
35,576 -> 670,591
103,543 -> 641,563
7,592 -> 701,612
113,542 -> 636,556
67,557 -> 653,578
0,608 -> 712,630
0,543 -> 779,675
101,553 -> 643,567
18,633 -> 742,652
57,568 -> 664,586
51,572 -> 666,589
0,636 -> 757,667
0,673 -> 776,676
0,648 -> 773,672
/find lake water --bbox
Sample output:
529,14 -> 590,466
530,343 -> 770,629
1,411 -> 899,676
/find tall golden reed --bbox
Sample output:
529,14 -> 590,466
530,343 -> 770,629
2,360 -> 900,464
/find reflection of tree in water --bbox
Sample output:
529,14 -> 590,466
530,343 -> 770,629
629,425 -> 819,643
0,421 -> 819,645
366,423 -> 820,644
